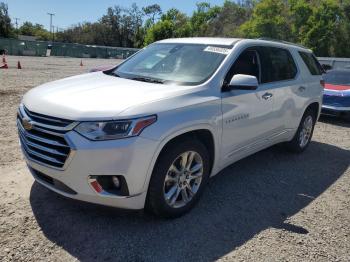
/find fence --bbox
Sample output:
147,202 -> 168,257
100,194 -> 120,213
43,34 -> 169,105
0,38 -> 47,56
50,42 -> 139,59
0,37 -> 139,59
318,57 -> 350,70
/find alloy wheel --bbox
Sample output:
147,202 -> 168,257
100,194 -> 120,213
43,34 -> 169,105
163,151 -> 203,208
299,115 -> 313,148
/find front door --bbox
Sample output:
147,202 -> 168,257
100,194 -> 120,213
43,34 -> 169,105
220,48 -> 275,166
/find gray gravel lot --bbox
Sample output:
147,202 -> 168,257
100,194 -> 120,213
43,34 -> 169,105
0,56 -> 349,262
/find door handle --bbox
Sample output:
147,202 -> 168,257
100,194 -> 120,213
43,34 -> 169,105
262,92 -> 273,100
298,86 -> 306,92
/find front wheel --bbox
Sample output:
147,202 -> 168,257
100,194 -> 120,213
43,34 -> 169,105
285,108 -> 316,153
146,139 -> 210,218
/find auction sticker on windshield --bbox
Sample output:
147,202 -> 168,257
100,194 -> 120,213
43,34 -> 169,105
204,46 -> 231,55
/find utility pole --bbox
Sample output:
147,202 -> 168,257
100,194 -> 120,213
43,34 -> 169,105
52,25 -> 55,42
47,13 -> 55,42
52,26 -> 59,41
14,17 -> 20,30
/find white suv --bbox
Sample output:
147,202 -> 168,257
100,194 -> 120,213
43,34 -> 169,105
18,38 -> 323,217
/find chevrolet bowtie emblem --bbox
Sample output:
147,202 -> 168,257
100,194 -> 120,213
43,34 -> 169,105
22,118 -> 33,131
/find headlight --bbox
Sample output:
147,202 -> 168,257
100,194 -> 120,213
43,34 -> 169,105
74,115 -> 157,140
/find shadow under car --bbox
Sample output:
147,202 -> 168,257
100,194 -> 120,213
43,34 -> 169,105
30,141 -> 350,262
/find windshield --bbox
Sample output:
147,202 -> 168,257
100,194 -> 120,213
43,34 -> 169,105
324,70 -> 350,85
113,43 -> 231,85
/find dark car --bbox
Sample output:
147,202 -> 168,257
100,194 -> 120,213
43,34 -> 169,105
322,69 -> 350,118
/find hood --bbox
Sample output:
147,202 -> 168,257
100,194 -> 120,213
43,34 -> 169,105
22,72 -> 195,120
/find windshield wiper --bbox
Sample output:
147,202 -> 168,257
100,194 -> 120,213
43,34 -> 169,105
110,72 -> 121,77
131,77 -> 165,84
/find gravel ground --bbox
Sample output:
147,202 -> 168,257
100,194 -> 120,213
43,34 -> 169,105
0,56 -> 349,262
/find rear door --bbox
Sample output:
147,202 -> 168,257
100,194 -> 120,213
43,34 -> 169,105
257,46 -> 301,133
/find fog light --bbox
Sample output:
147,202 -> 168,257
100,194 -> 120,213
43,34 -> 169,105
89,175 -> 129,196
112,176 -> 121,189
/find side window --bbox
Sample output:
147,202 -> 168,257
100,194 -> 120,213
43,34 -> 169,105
299,51 -> 323,75
259,47 -> 298,83
225,49 -> 260,85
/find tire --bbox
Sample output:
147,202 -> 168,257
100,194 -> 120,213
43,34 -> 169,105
146,138 -> 211,218
341,112 -> 350,122
285,108 -> 316,153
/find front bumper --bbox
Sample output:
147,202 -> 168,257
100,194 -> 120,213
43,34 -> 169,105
22,131 -> 159,209
322,104 -> 350,112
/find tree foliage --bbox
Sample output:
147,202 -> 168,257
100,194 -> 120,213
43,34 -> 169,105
1,1 -> 350,57
205,0 -> 254,37
239,0 -> 292,39
190,2 -> 221,36
144,8 -> 192,45
237,0 -> 350,56
57,4 -> 145,47
18,22 -> 51,40
142,4 -> 162,25
0,3 -> 12,37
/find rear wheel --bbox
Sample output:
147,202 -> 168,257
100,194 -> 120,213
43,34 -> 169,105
146,139 -> 210,218
285,108 -> 316,153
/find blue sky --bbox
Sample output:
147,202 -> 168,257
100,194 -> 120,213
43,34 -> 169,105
4,0 -> 226,31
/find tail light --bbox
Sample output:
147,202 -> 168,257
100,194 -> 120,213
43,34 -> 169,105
320,80 -> 325,88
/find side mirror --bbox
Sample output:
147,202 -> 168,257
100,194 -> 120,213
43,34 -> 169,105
226,74 -> 259,91
321,64 -> 332,72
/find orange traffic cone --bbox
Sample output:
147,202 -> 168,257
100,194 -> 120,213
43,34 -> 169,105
2,54 -> 6,63
17,61 -> 22,69
0,63 -> 8,69
80,60 -> 83,66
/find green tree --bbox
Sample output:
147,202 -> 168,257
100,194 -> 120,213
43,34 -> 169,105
0,2 -> 12,37
330,0 -> 350,57
142,4 -> 162,25
238,0 -> 292,40
2,0 -> 348,57
18,22 -> 50,40
57,4 -> 144,48
302,0 -> 342,56
144,20 -> 174,45
144,8 -> 191,45
206,0 -> 254,37
289,0 -> 313,42
100,6 -> 126,47
190,2 -> 221,36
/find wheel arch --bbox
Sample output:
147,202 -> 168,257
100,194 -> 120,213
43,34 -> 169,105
156,129 -> 215,172
305,101 -> 320,120
142,126 -> 218,193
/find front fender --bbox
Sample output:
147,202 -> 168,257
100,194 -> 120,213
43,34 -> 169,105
140,122 -> 221,194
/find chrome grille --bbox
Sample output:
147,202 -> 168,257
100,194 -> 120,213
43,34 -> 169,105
23,106 -> 73,127
17,105 -> 77,169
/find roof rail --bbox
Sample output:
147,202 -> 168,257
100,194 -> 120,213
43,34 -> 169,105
256,37 -> 308,49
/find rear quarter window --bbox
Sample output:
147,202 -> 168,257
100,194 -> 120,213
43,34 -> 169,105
299,51 -> 323,75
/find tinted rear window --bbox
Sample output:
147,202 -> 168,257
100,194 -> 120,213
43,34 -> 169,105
299,51 -> 322,75
259,47 -> 298,83
324,70 -> 350,85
